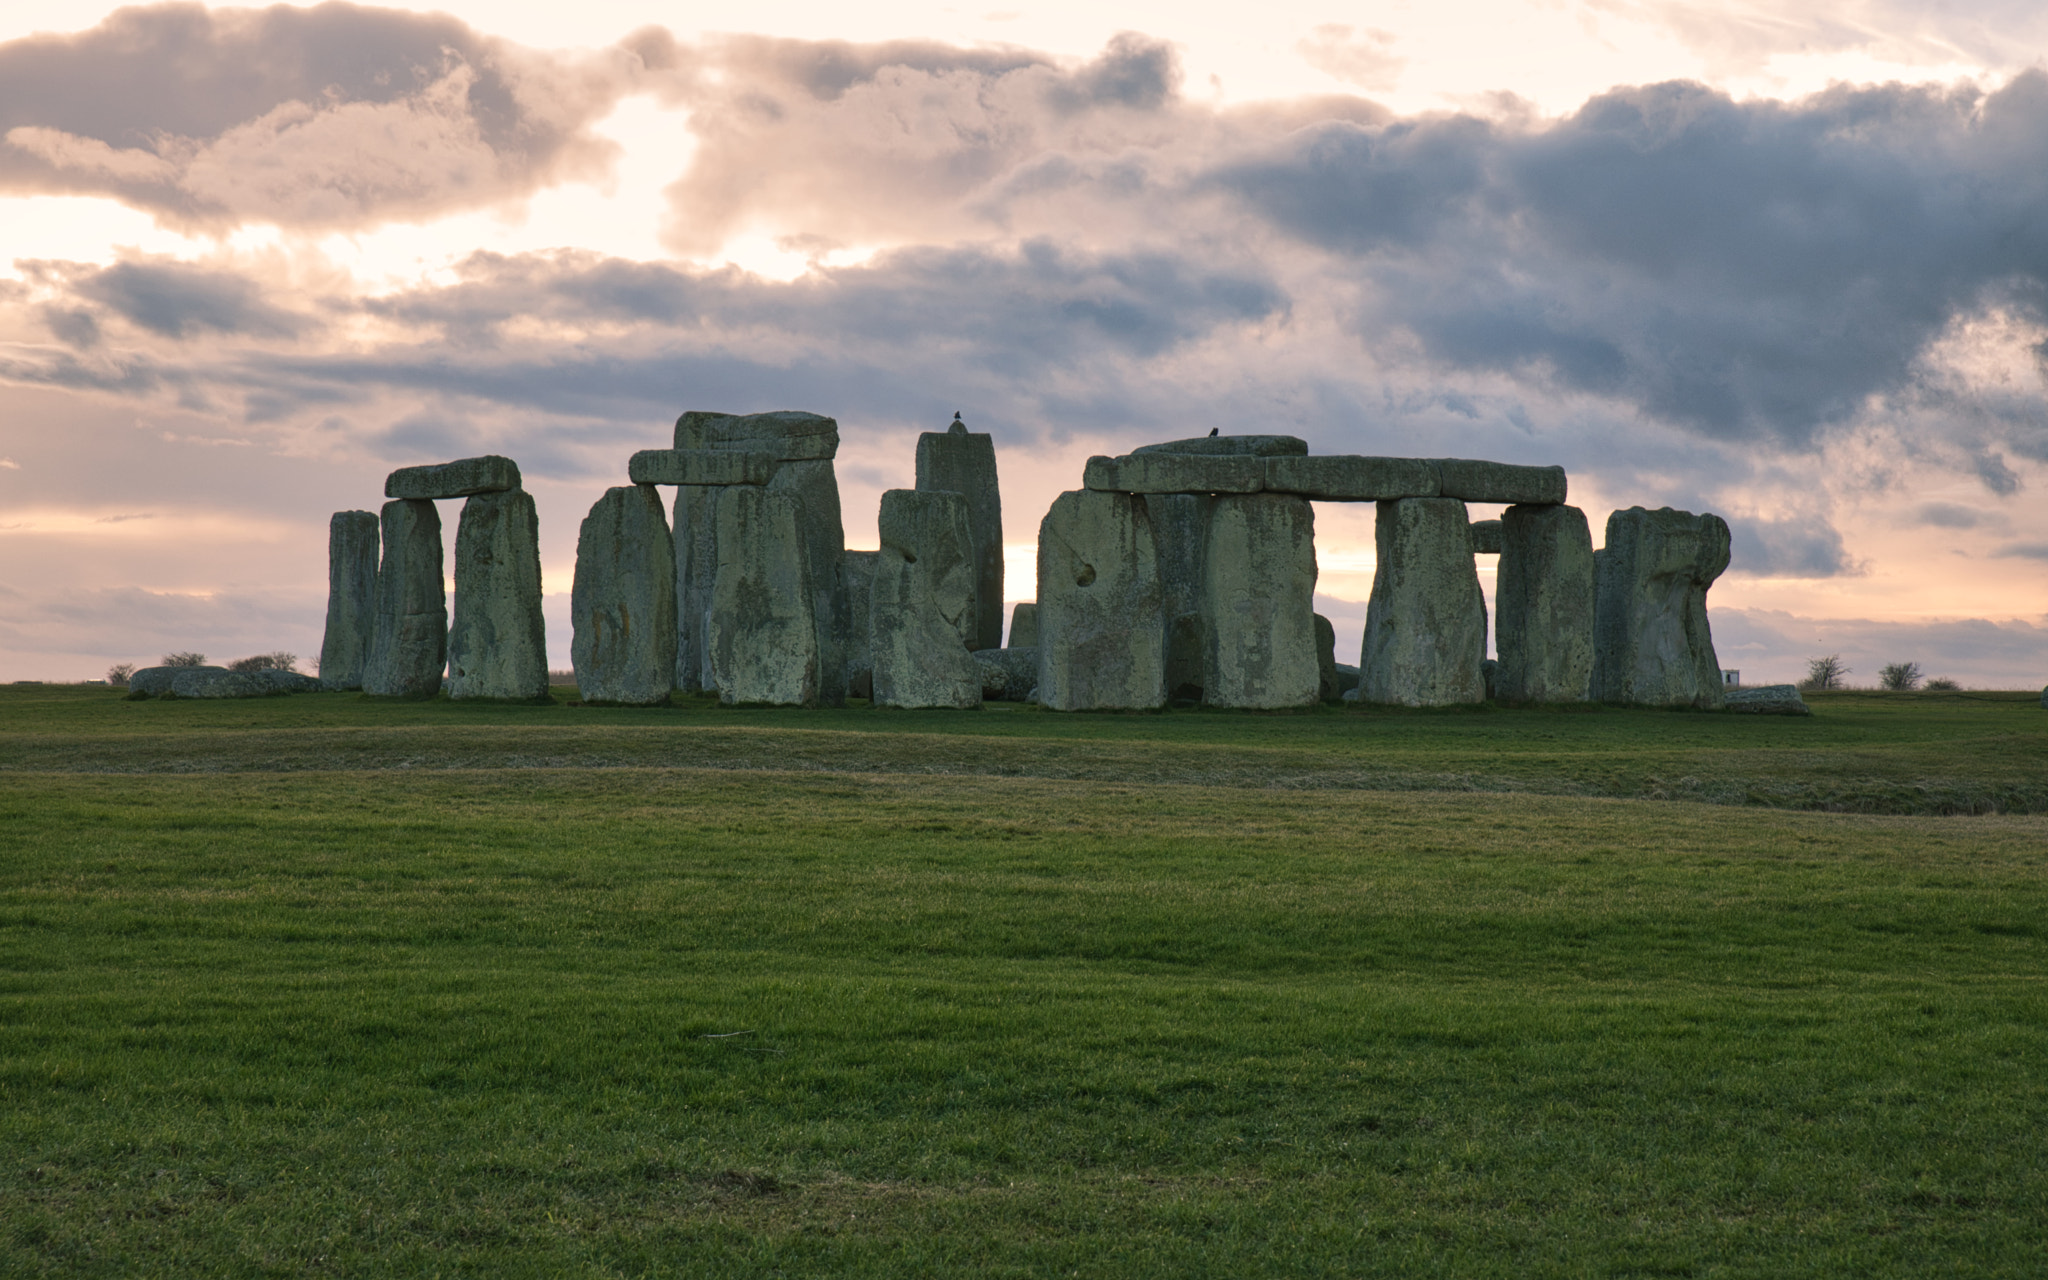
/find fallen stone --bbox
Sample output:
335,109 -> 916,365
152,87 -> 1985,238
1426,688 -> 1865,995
1262,455 -> 1439,502
1201,493 -> 1320,709
1334,662 -> 1361,694
1433,459 -> 1567,505
570,485 -> 676,707
127,665 -> 226,697
672,484 -> 719,693
1036,489 -> 1166,711
1358,498 -> 1486,706
768,458 -> 849,707
363,499 -> 447,699
973,647 -> 1039,701
319,510 -> 379,691
871,489 -> 980,709
844,550 -> 878,700
1084,454 -> 1264,494
250,668 -> 321,693
1468,519 -> 1503,555
1008,601 -> 1039,649
384,455 -> 521,500
1725,684 -> 1812,715
707,486 -> 819,707
1315,614 -> 1339,702
1145,493 -> 1216,701
916,418 -> 1005,650
1134,434 -> 1308,457
169,669 -> 277,699
1493,503 -> 1595,702
447,489 -> 550,701
628,449 -> 776,487
675,409 -> 839,461
1591,507 -> 1731,708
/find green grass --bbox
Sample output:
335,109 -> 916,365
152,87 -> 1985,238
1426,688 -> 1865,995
2,687 -> 2045,1275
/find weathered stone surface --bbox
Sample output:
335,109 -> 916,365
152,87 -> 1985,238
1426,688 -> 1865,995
973,647 -> 1039,701
448,489 -> 549,701
170,669 -> 276,699
1469,519 -> 1503,555
1494,503 -> 1595,702
1036,490 -> 1166,711
672,484 -> 718,693
1084,454 -> 1264,494
1008,602 -> 1039,649
1200,493 -> 1320,709
570,485 -> 676,706
363,499 -> 447,699
844,550 -> 878,700
1334,662 -> 1361,695
385,455 -> 521,500
1144,492 -> 1216,701
707,486 -> 819,707
1481,658 -> 1499,701
1315,613 -> 1339,702
1433,459 -> 1567,505
1726,684 -> 1812,715
128,665 -> 226,697
916,419 -> 1005,651
1359,497 -> 1486,706
871,490 -> 980,709
675,409 -> 839,461
1591,507 -> 1731,709
319,510 -> 379,691
2041,684 -> 2047,709
628,449 -> 775,487
1263,455 -> 1439,502
768,459 -> 849,706
1134,435 -> 1308,457
250,668 -> 321,693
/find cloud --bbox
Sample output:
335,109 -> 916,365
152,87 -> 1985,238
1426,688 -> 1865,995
1710,606 -> 2047,688
66,260 -> 306,340
1297,25 -> 1405,93
1989,541 -> 2048,561
1727,513 -> 1861,578
1914,501 -> 1999,529
1597,0 -> 2048,78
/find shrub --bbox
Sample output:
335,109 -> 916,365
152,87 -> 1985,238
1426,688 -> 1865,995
1800,654 -> 1850,691
1923,677 -> 1961,691
1879,662 -> 1923,692
105,663 -> 135,686
161,652 -> 207,668
228,652 -> 299,674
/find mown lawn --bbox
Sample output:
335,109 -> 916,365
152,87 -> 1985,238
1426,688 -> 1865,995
1,686 -> 2044,1275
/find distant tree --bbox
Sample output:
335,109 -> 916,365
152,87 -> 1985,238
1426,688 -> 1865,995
1801,654 -> 1850,691
1923,677 -> 1961,691
161,651 -> 207,667
1878,662 -> 1923,692
105,662 -> 135,686
227,652 -> 299,673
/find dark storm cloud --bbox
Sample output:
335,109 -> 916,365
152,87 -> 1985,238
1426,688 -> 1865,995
71,261 -> 305,339
1726,513 -> 1860,578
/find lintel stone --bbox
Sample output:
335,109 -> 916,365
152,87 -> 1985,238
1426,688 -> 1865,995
628,448 -> 775,486
1262,455 -> 1439,501
1433,459 -> 1567,505
675,409 -> 839,461
385,455 -> 521,500
1134,435 -> 1308,457
1083,453 -> 1264,494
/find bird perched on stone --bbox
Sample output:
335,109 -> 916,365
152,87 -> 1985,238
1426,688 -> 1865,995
1208,427 -> 1219,436
949,411 -> 967,435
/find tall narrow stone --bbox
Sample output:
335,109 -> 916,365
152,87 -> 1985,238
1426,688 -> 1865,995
319,510 -> 379,691
1359,497 -> 1486,706
363,499 -> 446,699
570,485 -> 676,707
871,490 -> 980,709
844,550 -> 878,700
1314,613 -> 1339,703
915,418 -> 1004,651
448,489 -> 548,701
1201,493 -> 1320,709
1036,490 -> 1165,711
672,484 -> 719,693
1495,504 -> 1595,702
1591,507 -> 1731,708
707,486 -> 820,707
1008,602 -> 1039,648
1145,492 -> 1215,701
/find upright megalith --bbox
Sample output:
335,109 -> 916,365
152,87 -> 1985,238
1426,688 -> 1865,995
1144,493 -> 1215,701
319,510 -> 379,690
1591,507 -> 1731,709
1201,493 -> 1320,709
1036,490 -> 1165,711
363,499 -> 447,699
447,489 -> 549,701
844,550 -> 878,700
1314,613 -> 1339,703
915,416 -> 1004,651
871,489 -> 980,709
707,486 -> 820,707
1494,504 -> 1595,702
1359,498 -> 1486,706
672,484 -> 718,694
570,485 -> 676,706
1008,602 -> 1039,649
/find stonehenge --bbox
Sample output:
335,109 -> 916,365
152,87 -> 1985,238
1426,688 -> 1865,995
706,486 -> 821,707
1008,602 -> 1039,649
1494,504 -> 1595,702
1200,493 -> 1320,709
870,489 -> 980,709
1591,507 -> 1732,709
363,498 -> 447,699
448,489 -> 549,702
1358,497 -> 1488,707
916,416 -> 1005,651
571,485 -> 677,706
1036,489 -> 1166,711
319,510 -> 379,690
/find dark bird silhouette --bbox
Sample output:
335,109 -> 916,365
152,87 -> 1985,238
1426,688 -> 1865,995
1208,427 -> 1219,436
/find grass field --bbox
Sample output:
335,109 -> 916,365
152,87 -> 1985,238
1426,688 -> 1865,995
2,685 -> 2045,1276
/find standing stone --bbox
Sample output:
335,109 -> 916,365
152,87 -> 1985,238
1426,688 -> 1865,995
672,484 -> 719,693
319,510 -> 379,691
447,489 -> 548,701
871,490 -> 980,709
1036,490 -> 1165,711
707,486 -> 820,707
1145,492 -> 1215,701
844,550 -> 878,700
1008,602 -> 1039,649
916,417 -> 1004,651
1591,507 -> 1731,709
1201,493 -> 1320,709
1359,497 -> 1486,706
1494,504 -> 1596,703
570,485 -> 676,707
363,499 -> 446,699
1315,614 -> 1339,703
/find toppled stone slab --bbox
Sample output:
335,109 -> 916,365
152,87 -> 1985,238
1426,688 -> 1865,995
363,499 -> 447,699
1359,497 -> 1486,706
1433,459 -> 1567,505
1201,493 -> 1320,709
1036,489 -> 1166,711
448,489 -> 549,702
1726,684 -> 1812,715
916,418 -> 1005,651
871,489 -> 980,709
973,647 -> 1039,701
844,549 -> 878,700
707,486 -> 820,707
1494,503 -> 1595,702
1084,454 -> 1264,494
1262,455 -> 1440,502
1315,614 -> 1339,702
1469,519 -> 1503,555
628,449 -> 775,487
319,510 -> 379,691
127,665 -> 226,697
571,485 -> 677,707
1591,506 -> 1731,709
250,669 -> 321,693
170,669 -> 279,699
1134,434 -> 1308,457
676,409 -> 840,461
1008,602 -> 1039,649
385,455 -> 521,500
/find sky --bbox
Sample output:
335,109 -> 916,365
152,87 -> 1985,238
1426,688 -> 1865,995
1,0 -> 2045,688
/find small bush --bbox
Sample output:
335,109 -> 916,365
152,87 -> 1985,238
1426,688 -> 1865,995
227,652 -> 299,674
1923,677 -> 1961,691
160,652 -> 208,668
1801,654 -> 1850,691
1879,662 -> 1923,692
105,663 -> 136,687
